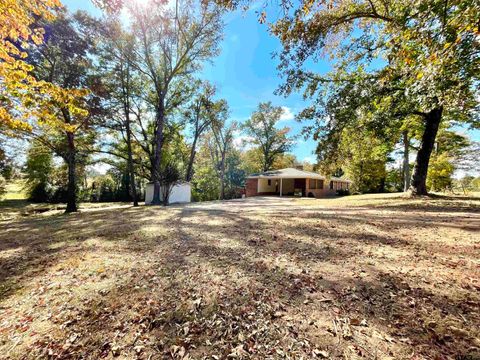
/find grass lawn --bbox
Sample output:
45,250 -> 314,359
0,193 -> 479,359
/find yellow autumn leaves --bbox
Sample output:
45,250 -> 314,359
0,0 -> 89,135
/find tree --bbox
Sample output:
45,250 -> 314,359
209,102 -> 235,200
0,0 -> 91,153
223,148 -> 246,198
159,160 -> 182,205
243,102 -> 294,172
221,0 -> 479,195
427,153 -> 454,192
25,11 -> 104,212
425,128 -> 470,192
191,140 -> 221,201
127,0 -> 223,204
335,127 -> 390,194
24,141 -> 54,202
0,144 -> 14,180
98,19 -> 141,206
184,81 -> 217,182
0,0 -> 60,131
455,175 -> 479,194
0,175 -> 5,199
272,153 -> 297,170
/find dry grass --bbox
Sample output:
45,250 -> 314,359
0,193 -> 479,359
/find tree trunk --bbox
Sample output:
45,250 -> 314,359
219,153 -> 226,200
402,130 -> 410,192
121,63 -> 139,207
125,115 -> 138,206
409,107 -> 443,195
186,136 -> 198,182
65,131 -> 77,213
151,99 -> 165,205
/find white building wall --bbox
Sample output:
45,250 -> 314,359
168,183 -> 191,203
145,183 -> 191,205
257,178 -> 277,193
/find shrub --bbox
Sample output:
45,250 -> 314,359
0,175 -> 6,199
336,189 -> 350,196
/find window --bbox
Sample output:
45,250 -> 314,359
309,179 -> 316,189
317,180 -> 324,189
330,181 -> 333,190
268,179 -> 271,186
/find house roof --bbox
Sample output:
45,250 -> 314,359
247,168 -> 352,182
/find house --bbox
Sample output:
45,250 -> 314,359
145,182 -> 191,205
245,167 -> 351,198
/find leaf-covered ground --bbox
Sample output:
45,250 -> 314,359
0,194 -> 479,359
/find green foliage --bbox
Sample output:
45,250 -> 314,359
0,145 -> 14,180
385,168 -> 404,193
24,142 -> 54,202
0,175 -> 6,199
86,167 -> 143,203
272,153 -> 297,170
91,175 -> 116,202
267,0 -> 479,195
240,148 -> 263,175
159,161 -> 182,205
192,165 -> 221,202
427,153 -> 455,192
242,102 -> 294,172
224,148 -> 246,198
453,175 -> 480,194
336,128 -> 390,194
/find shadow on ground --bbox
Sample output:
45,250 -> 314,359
0,196 -> 479,359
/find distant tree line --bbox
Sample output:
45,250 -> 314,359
0,0 -> 478,208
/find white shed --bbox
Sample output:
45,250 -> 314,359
145,182 -> 191,205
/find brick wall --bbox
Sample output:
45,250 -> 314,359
245,178 -> 258,197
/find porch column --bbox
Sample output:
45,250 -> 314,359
280,178 -> 283,197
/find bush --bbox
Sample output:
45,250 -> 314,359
28,183 -> 51,203
0,175 -> 6,199
336,189 -> 350,196
427,153 -> 454,192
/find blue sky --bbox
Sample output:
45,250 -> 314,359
63,0 -> 320,163
63,0 -> 478,170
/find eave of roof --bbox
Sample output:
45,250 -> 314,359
247,168 -> 352,182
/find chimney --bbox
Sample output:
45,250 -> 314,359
295,164 -> 304,171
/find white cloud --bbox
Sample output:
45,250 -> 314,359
279,106 -> 295,122
302,156 -> 316,164
88,163 -> 112,176
231,130 -> 254,150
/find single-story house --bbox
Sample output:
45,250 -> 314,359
145,182 -> 191,205
245,167 -> 351,198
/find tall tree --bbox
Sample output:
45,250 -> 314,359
218,0 -> 479,195
242,102 -> 294,172
99,19 -> 141,206
0,0 -> 59,131
184,81 -> 216,182
127,0 -> 223,204
25,11 -> 104,212
209,100 -> 234,200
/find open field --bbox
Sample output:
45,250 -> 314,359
0,193 -> 479,359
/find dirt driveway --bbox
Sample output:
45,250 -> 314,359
173,196 -> 306,212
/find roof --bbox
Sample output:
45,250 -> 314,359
247,168 -> 352,182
